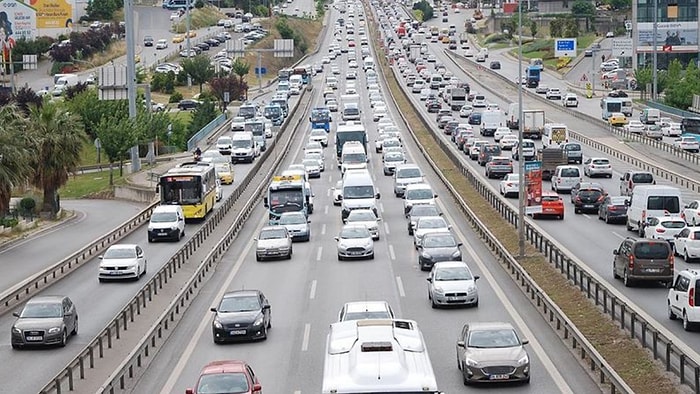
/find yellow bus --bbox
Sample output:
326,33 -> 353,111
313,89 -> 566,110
158,163 -> 217,220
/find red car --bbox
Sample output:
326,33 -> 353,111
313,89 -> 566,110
533,191 -> 565,220
186,360 -> 262,394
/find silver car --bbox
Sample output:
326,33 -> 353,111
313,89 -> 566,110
382,151 -> 406,176
332,180 -> 343,206
427,261 -> 478,307
393,164 -> 424,197
11,295 -> 78,348
279,212 -> 310,242
413,216 -> 450,249
255,226 -> 293,261
456,322 -> 530,384
335,224 -> 374,260
98,244 -> 147,282
344,209 -> 381,240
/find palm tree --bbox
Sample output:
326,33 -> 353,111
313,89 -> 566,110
27,101 -> 87,215
232,58 -> 250,100
0,105 -> 32,215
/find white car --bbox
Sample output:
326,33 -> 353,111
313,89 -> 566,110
413,216 -> 450,249
667,269 -> 700,330
304,141 -> 324,157
499,134 -> 518,150
583,157 -> 613,178
332,180 -> 343,206
545,88 -> 562,100
230,116 -> 246,131
499,173 -> 520,197
660,120 -> 682,136
309,129 -> 328,147
643,216 -> 687,242
170,11 -> 180,21
335,224 -> 375,260
493,127 -> 511,142
562,93 -> 578,107
673,229 -> 700,261
459,104 -> 473,118
427,261 -> 479,307
472,97 -> 487,108
673,136 -> 700,153
344,209 -> 381,240
98,244 -> 147,282
624,120 -> 645,134
682,200 -> 700,226
486,103 -> 499,111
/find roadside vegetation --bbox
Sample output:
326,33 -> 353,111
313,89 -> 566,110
172,6 -> 227,33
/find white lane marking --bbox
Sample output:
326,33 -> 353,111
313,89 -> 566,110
612,231 -> 627,240
389,244 -> 396,260
436,198 -> 574,394
582,214 -> 592,219
316,246 -> 323,261
326,188 -> 331,197
301,323 -> 311,352
160,214 -> 264,394
324,205 -> 329,215
384,222 -> 390,235
309,280 -> 317,300
379,202 -> 385,213
396,276 -> 406,297
321,223 -> 327,235
294,391 -> 301,394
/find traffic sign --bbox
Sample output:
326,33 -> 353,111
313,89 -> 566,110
255,67 -> 267,75
580,74 -> 588,82
554,38 -> 576,58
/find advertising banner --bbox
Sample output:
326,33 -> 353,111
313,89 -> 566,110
0,0 -> 37,44
525,161 -> 543,215
636,21 -> 699,53
29,0 -> 73,29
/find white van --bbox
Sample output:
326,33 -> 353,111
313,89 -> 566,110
52,74 -> 79,96
542,123 -> 569,147
148,205 -> 185,242
551,165 -> 582,193
480,110 -> 502,137
288,74 -> 303,95
341,141 -> 368,173
512,139 -> 536,161
429,74 -> 443,89
626,185 -> 683,234
363,56 -> 375,71
640,108 -> 661,124
230,131 -> 256,163
341,169 -> 380,220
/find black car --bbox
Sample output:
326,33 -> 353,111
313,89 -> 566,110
418,232 -> 462,271
489,61 -> 501,70
598,195 -> 629,224
427,100 -> 442,113
407,204 -> 442,235
211,290 -> 271,343
11,295 -> 78,348
570,182 -> 606,214
468,112 -> 481,125
196,42 -> 210,51
205,38 -> 220,47
143,35 -> 154,46
177,99 -> 200,110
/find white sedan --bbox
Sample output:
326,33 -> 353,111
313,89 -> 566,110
643,216 -> 687,242
499,173 -> 520,197
98,244 -> 147,282
662,122 -> 682,137
459,104 -> 473,118
624,120 -> 645,134
673,136 -> 700,153
493,127 -> 511,142
332,180 -> 343,206
583,157 -> 613,178
499,134 -> 518,150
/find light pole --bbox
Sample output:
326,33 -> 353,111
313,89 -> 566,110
517,0 -> 525,258
186,0 -> 192,88
652,0 -> 658,101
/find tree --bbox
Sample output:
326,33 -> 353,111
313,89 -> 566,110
181,55 -> 215,93
0,105 -> 32,214
12,87 -> 43,116
232,58 -> 250,100
664,61 -> 700,110
96,116 -> 138,185
634,66 -> 652,94
529,20 -> 538,38
85,0 -> 120,20
187,100 -> 218,137
209,75 -> 248,110
563,17 -> 579,38
571,1 -> 595,31
64,89 -> 128,139
26,101 -> 87,215
549,17 -> 564,38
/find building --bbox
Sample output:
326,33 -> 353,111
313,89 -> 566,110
632,0 -> 700,69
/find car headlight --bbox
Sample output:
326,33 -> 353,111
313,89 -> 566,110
517,354 -> 529,366
253,315 -> 264,327
421,252 -> 432,259
12,326 -> 21,334
467,285 -> 478,294
48,327 -> 61,334
213,319 -> 222,329
465,357 -> 479,367
171,225 -> 179,231
434,287 -> 445,294
452,250 -> 461,258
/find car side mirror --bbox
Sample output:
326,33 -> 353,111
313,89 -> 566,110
307,220 -> 311,223
210,307 -> 217,312
458,242 -> 463,247
334,236 -> 339,241
434,194 -> 438,198
375,193 -> 381,199
253,383 -> 262,392
337,194 -> 343,200
12,312 -> 19,317
263,304 -> 270,310
448,225 -> 452,230
253,238 -> 258,241
521,339 -> 529,345
457,340 -> 465,348
474,275 -> 480,281
426,277 -> 432,282
186,389 -> 195,394
98,256 -> 103,260
619,176 -> 624,180
612,249 -> 619,255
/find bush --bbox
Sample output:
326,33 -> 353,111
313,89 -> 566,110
522,39 -> 553,53
20,197 -> 36,213
1,217 -> 18,228
169,91 -> 183,103
484,33 -> 508,44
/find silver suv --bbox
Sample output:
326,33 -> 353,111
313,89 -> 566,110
393,164 -> 423,197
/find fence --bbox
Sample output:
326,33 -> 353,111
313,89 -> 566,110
186,113 -> 227,151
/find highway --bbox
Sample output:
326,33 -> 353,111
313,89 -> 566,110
129,3 -> 600,393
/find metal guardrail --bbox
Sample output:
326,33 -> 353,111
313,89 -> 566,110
440,50 -> 700,393
187,113 -> 228,151
647,99 -> 700,119
381,57 -> 634,394
606,125 -> 700,168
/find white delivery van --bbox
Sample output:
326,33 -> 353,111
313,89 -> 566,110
147,205 -> 185,242
341,169 -> 380,220
626,185 -> 683,234
480,110 -> 502,137
363,56 -> 375,71
640,108 -> 661,124
340,141 -> 368,173
551,165 -> 582,193
542,123 -> 569,147
230,131 -> 256,164
429,74 -> 443,89
288,74 -> 303,95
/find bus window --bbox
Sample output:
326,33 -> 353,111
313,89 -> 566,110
681,117 -> 700,135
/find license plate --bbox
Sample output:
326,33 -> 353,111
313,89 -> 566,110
350,251 -> 364,256
230,330 -> 246,335
448,296 -> 462,301
646,268 -> 662,273
26,336 -> 43,341
158,232 -> 168,235
490,374 -> 510,380
110,271 -> 121,275
584,205 -> 594,208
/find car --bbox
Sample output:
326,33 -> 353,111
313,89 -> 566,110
143,35 -> 154,46
674,136 -> 700,153
499,134 -> 518,150
309,129 -> 328,147
302,158 -> 321,178
170,11 -> 181,21
278,211 -> 310,242
230,116 -> 246,131
344,209 -> 381,240
337,301 -> 395,321
643,216 -> 687,243
98,244 -> 147,282
155,39 -> 168,49
332,180 -> 343,206
304,152 -> 325,171
255,226 -> 293,261
562,93 -> 578,107
673,229 -> 700,263
11,295 -> 78,349
304,141 -> 324,156
584,49 -> 593,57
624,120 -> 645,134
413,216 -> 450,249
147,205 -> 186,242
533,191 -> 565,219
211,290 -> 271,343
667,269 -> 700,330
459,104 -> 473,118
418,232 -> 463,271
177,99 -> 201,110
608,112 -> 628,126
335,224 -> 375,260
619,170 -> 655,196
663,122 -> 682,137
393,164 -> 424,197
382,151 -> 406,176
472,96 -> 487,108
467,112 -> 482,126
598,195 -> 630,224
492,127 -> 511,142
403,183 -> 437,214
545,88 -> 562,100
682,200 -> 700,226
613,237 -> 674,287
485,156 -> 513,179
534,84 -> 549,94
172,34 -> 185,43
606,31 -> 614,38
456,321 -> 530,384
570,182 -> 606,214
475,53 -> 486,62
185,360 -> 262,394
583,157 -> 613,178
499,173 -> 520,197
489,61 -> 501,69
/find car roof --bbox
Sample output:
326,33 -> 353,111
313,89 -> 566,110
107,244 -> 138,250
405,182 -> 432,190
200,360 -> 247,375
260,225 -> 286,232
433,261 -> 468,270
343,301 -> 391,313
26,295 -> 66,305
223,290 -> 261,299
467,321 -> 515,331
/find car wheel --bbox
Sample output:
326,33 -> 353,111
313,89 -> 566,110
261,325 -> 268,340
59,329 -> 67,347
574,208 -> 580,214
98,278 -> 104,283
623,269 -> 633,287
369,252 -> 374,260
338,254 -> 343,261
176,230 -> 181,241
287,248 -> 293,259
148,238 -> 153,243
626,220 -> 633,231
685,250 -> 692,263
684,312 -> 694,331
11,344 -> 21,350
668,302 -> 677,320
142,262 -> 147,276
431,297 -> 438,309
638,225 -> 644,238
256,255 -> 262,262
462,367 -> 471,385
71,317 -> 78,335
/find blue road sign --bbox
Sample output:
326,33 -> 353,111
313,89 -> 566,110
255,67 -> 267,75
556,39 -> 575,51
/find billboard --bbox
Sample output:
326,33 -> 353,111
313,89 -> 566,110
0,0 -> 37,44
636,21 -> 699,53
26,0 -> 72,29
524,161 -> 543,215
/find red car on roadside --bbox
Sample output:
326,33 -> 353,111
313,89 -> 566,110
533,191 -> 565,220
186,360 -> 262,394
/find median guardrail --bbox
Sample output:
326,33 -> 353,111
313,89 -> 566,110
437,49 -> 700,392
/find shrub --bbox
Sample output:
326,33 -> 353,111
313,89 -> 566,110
1,217 -> 19,228
19,197 -> 36,213
169,91 -> 184,103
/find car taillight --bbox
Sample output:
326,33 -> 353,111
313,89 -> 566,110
690,287 -> 695,307
629,180 -> 633,189
669,254 -> 674,270
656,228 -> 666,233
574,196 -> 581,202
691,232 -> 696,240
628,255 -> 634,270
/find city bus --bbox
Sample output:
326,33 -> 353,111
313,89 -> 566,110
263,175 -> 309,224
163,0 -> 193,9
601,97 -> 623,120
158,163 -> 217,220
682,117 -> 700,135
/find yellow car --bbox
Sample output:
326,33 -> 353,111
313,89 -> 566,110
214,163 -> 234,185
441,35 -> 450,43
186,30 -> 197,38
608,112 -> 628,127
172,34 -> 185,43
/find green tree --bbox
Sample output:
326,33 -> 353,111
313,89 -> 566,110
564,17 -> 579,37
571,0 -> 595,31
64,89 -> 128,139
664,62 -> 700,110
181,55 -> 215,93
96,116 -> 138,185
549,17 -> 564,37
27,101 -> 87,214
0,105 -> 32,214
232,58 -> 250,99
275,17 -> 294,39
412,9 -> 424,22
187,100 -> 218,137
634,66 -> 653,94
85,0 -> 120,20
529,20 -> 538,38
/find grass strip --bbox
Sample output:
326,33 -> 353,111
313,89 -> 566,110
377,54 -> 679,394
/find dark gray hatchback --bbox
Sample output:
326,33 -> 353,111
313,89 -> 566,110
613,237 -> 674,287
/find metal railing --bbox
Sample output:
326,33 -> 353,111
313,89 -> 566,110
186,113 -> 228,151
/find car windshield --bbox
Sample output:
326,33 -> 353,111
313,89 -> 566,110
232,140 -> 250,148
609,196 -> 629,205
21,302 -> 62,318
344,185 -> 374,199
660,220 -> 686,229
542,195 -> 560,202
150,212 -> 177,223
280,214 -> 306,225
218,137 -> 232,145
468,329 -> 520,348
310,130 -> 325,137
411,206 -> 439,217
591,159 -> 609,165
424,234 -> 457,248
302,159 -> 318,167
348,211 -> 375,221
407,188 -> 433,200
419,218 -> 446,229
647,196 -> 680,213
560,168 -> 579,177
197,373 -> 249,394
385,153 -> 404,162
340,226 -> 370,238
633,242 -> 670,259
344,311 -> 390,321
104,247 -> 136,259
259,228 -> 287,240
435,266 -> 471,280
632,173 -> 654,183
219,295 -> 260,312
398,168 -> 421,178
565,144 -> 581,151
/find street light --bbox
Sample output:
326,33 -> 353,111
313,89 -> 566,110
517,0 -> 525,258
652,0 -> 658,101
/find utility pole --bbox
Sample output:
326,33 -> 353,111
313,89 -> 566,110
186,0 -> 192,88
517,1 -> 525,259
652,0 -> 658,101
125,0 -> 140,171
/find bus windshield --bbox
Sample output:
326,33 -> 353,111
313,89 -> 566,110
605,101 -> 622,113
268,189 -> 305,214
160,177 -> 202,205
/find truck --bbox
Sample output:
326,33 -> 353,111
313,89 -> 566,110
526,66 -> 540,88
538,147 -> 567,181
335,121 -> 367,159
396,24 -> 407,38
447,87 -> 467,110
522,110 -> 545,139
409,44 -> 421,63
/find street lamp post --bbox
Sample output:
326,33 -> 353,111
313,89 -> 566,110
652,0 -> 658,101
517,0 -> 525,258
186,0 -> 192,88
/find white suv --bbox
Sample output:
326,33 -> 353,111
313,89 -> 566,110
668,269 -> 700,331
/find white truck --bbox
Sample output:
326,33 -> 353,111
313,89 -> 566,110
447,87 -> 467,111
51,74 -> 80,96
408,44 -> 421,63
521,109 -> 545,139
